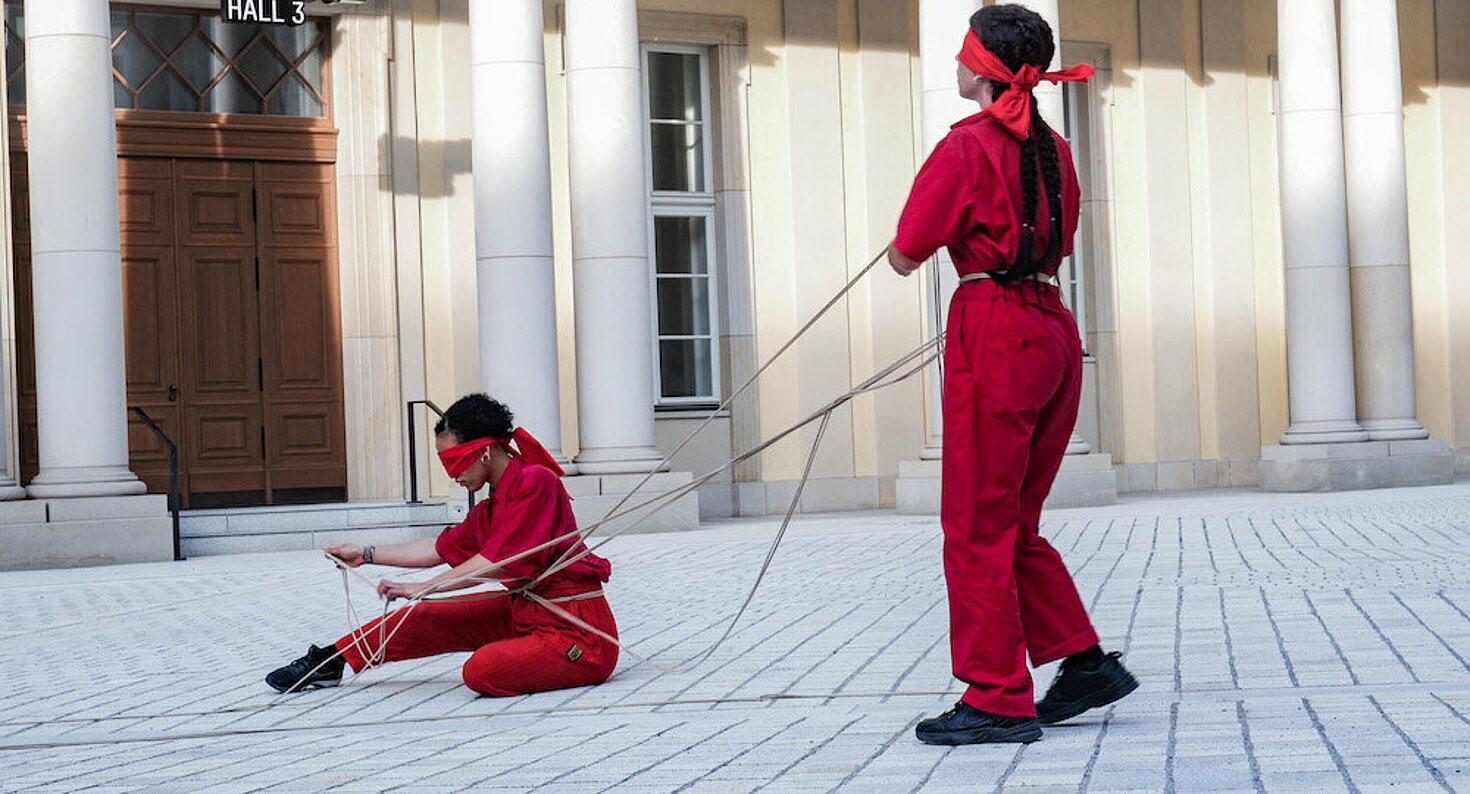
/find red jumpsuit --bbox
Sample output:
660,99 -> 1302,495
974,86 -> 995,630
336,458 -> 618,696
894,111 -> 1100,717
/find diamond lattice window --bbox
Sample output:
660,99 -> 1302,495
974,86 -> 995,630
4,3 -> 327,118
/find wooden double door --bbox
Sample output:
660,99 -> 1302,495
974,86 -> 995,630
12,156 -> 348,508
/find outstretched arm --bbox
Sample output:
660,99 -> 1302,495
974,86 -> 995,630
325,538 -> 442,569
378,553 -> 498,601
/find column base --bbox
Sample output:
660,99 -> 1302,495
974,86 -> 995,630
896,452 -> 1118,514
0,494 -> 172,570
563,471 -> 699,533
1279,419 -> 1369,445
0,480 -> 25,500
25,465 -> 146,499
573,446 -> 668,475
1359,418 -> 1430,442
918,442 -> 943,461
1259,438 -> 1454,492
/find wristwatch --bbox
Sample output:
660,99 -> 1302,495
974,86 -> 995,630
363,544 -> 376,564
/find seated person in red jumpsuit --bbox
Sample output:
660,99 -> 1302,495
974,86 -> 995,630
265,393 -> 618,697
887,5 -> 1136,745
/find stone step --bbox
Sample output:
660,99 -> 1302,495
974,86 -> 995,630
180,501 -> 456,539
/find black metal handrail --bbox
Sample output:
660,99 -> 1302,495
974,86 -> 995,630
405,399 -> 476,510
129,406 -> 184,561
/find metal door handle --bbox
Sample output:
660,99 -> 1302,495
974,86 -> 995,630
168,385 -> 178,402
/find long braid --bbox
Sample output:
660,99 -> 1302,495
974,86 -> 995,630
1033,102 -> 1065,271
970,3 -> 1066,284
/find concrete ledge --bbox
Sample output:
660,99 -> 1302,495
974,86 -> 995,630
181,501 -> 455,539
732,476 -> 883,518
46,494 -> 168,522
565,471 -> 700,533
182,524 -> 444,557
0,500 -> 49,525
896,453 -> 1117,514
1260,438 -> 1455,492
0,516 -> 173,570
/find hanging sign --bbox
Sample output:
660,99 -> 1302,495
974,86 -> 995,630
220,0 -> 307,26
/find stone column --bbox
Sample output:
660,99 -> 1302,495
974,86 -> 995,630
564,0 -> 663,474
468,0 -> 570,465
1275,0 -> 1367,445
23,0 -> 144,498
1339,0 -> 1427,441
917,0 -> 980,459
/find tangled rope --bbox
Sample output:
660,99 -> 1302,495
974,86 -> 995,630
289,246 -> 941,696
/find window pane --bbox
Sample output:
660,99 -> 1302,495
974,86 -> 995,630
201,16 -> 257,58
650,123 -> 705,192
239,39 -> 289,94
137,68 -> 196,111
204,70 -> 260,114
657,277 -> 712,336
266,24 -> 318,61
136,11 -> 194,55
297,42 -> 324,93
653,216 -> 708,274
266,72 -> 323,117
113,30 -> 163,89
174,34 -> 227,91
647,51 -> 701,121
8,67 -> 22,106
659,339 -> 715,399
112,75 -> 131,109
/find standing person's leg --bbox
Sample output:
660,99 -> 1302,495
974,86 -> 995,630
1013,313 -> 1099,665
1018,299 -> 1137,724
918,287 -> 1051,745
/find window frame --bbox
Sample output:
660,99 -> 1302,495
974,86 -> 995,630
1059,80 -> 1090,351
641,42 -> 723,408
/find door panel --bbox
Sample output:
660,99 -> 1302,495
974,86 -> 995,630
10,151 -> 346,506
176,160 -> 255,247
176,244 -> 265,495
118,159 -> 174,246
257,162 -> 345,499
120,241 -> 184,496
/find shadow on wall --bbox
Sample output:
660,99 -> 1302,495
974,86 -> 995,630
377,134 -> 471,198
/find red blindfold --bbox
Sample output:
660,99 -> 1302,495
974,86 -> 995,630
438,427 -> 565,479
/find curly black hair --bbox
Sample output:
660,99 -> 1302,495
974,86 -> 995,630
970,4 -> 1063,284
434,393 -> 515,442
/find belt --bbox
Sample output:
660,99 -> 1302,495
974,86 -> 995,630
959,271 -> 1056,284
538,589 -> 604,604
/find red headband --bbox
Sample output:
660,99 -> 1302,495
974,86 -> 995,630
438,428 -> 565,479
957,29 -> 1094,140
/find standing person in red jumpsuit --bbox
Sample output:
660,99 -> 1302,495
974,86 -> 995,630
888,4 -> 1137,745
265,393 -> 618,697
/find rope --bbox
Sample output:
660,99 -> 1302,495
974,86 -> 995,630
285,246 -> 940,698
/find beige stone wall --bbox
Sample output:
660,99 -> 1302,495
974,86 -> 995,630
357,0 -> 1470,504
1401,0 -> 1470,471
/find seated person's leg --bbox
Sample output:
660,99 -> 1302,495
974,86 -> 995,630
461,628 -> 619,697
267,592 -> 514,693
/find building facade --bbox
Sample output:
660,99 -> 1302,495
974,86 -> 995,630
2,0 -> 1467,567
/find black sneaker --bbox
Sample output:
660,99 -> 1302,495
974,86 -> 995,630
1035,651 -> 1138,725
266,644 -> 346,693
915,702 -> 1042,745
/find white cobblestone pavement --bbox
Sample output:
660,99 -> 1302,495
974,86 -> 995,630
2,483 -> 1469,792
